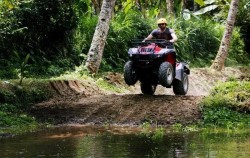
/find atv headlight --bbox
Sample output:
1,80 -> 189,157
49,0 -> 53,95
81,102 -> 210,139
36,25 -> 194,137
128,48 -> 137,55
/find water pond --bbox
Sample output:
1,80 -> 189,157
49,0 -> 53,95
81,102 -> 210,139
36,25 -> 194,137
1,126 -> 250,158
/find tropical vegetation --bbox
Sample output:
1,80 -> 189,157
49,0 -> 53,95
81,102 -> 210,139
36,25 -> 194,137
0,0 -> 249,79
0,79 -> 52,133
0,0 -> 250,132
200,81 -> 250,128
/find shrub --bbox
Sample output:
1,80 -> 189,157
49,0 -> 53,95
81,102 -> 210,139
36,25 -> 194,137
168,18 -> 247,67
72,15 -> 98,62
101,10 -> 152,71
0,110 -> 36,127
72,9 -> 153,72
227,27 -> 249,66
167,18 -> 220,67
0,80 -> 52,128
200,81 -> 250,128
201,106 -> 250,128
0,0 -> 79,78
201,81 -> 250,111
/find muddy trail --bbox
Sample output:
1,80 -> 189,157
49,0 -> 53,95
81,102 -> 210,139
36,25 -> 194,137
31,68 -> 249,126
31,94 -> 203,125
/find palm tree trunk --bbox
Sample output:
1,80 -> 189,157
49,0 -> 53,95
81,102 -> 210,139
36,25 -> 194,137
167,0 -> 174,16
85,0 -> 116,74
210,0 -> 239,71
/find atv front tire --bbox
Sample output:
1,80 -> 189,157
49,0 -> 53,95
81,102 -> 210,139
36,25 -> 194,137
124,61 -> 138,85
173,73 -> 189,95
158,62 -> 174,87
140,82 -> 156,95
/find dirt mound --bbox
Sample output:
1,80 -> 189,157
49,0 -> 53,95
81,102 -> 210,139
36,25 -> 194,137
49,80 -> 104,98
31,67 -> 248,126
31,94 -> 203,126
186,67 -> 249,96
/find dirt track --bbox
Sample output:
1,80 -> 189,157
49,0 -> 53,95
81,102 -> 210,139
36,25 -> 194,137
30,68 -> 248,125
31,94 -> 203,125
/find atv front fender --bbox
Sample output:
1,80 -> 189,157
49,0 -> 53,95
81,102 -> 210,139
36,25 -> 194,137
175,63 -> 189,81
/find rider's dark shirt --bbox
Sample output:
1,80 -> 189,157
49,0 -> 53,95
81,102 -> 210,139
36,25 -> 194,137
151,28 -> 174,40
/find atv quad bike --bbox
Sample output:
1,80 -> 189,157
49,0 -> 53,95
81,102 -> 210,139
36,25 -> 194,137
124,39 -> 190,95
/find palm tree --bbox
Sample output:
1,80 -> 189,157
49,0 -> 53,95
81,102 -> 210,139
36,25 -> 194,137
167,0 -> 174,16
211,0 -> 240,71
85,0 -> 116,74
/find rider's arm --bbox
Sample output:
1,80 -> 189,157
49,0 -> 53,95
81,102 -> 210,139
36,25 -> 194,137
169,29 -> 178,43
143,29 -> 157,42
143,34 -> 153,42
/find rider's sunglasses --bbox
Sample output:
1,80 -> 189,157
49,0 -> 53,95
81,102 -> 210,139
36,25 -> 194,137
158,23 -> 165,26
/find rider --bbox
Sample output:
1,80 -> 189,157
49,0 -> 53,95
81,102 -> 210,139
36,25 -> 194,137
143,18 -> 178,43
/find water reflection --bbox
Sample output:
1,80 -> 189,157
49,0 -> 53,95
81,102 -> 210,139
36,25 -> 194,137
0,126 -> 250,158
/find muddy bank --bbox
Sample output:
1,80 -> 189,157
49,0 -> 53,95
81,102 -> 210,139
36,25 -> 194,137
31,94 -> 203,126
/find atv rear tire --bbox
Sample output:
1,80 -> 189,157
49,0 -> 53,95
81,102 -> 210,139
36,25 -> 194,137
140,82 -> 156,95
173,73 -> 189,95
124,61 -> 138,85
158,62 -> 174,87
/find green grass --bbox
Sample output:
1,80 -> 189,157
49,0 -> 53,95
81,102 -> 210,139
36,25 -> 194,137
96,78 -> 127,93
0,110 -> 37,127
200,81 -> 250,128
0,79 -> 52,134
0,103 -> 39,135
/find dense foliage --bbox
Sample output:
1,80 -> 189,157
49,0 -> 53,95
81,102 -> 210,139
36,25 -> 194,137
0,0 -> 249,79
235,0 -> 250,54
0,0 -> 78,78
0,0 -> 249,134
0,80 -> 52,128
200,81 -> 250,128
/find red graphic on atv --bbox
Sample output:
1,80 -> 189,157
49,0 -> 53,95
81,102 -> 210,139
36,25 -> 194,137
138,43 -> 161,54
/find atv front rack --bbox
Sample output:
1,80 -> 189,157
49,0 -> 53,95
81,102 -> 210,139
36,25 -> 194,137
131,39 -> 174,48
